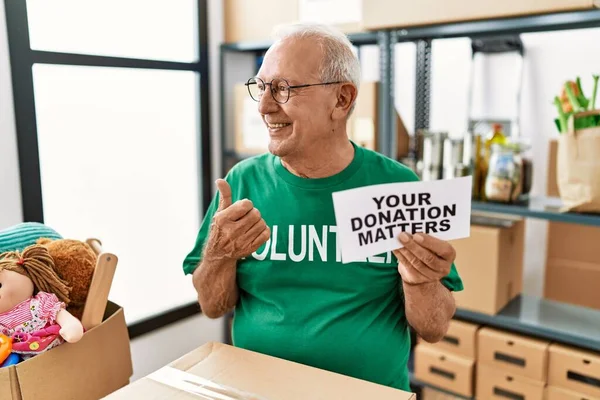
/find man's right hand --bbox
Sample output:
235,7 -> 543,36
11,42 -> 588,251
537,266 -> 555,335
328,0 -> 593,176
204,179 -> 271,261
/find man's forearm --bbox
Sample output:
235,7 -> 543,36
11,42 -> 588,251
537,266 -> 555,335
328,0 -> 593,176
192,257 -> 239,319
403,280 -> 455,343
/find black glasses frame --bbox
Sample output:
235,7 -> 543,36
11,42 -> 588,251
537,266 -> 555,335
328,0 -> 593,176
245,77 -> 343,104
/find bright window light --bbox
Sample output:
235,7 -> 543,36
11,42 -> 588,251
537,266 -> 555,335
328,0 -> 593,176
32,64 -> 202,323
26,0 -> 198,62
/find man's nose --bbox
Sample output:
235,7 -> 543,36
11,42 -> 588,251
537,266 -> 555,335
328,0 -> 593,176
257,89 -> 279,114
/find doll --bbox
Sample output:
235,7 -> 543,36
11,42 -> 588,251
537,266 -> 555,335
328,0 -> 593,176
0,244 -> 84,358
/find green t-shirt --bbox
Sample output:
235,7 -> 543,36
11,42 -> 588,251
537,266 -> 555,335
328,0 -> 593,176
183,141 -> 463,391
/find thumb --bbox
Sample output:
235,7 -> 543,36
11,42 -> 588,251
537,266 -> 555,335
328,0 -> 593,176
216,179 -> 233,211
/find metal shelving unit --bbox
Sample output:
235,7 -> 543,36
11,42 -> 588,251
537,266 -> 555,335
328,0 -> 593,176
456,294 -> 600,353
217,8 -> 600,391
472,196 -> 600,227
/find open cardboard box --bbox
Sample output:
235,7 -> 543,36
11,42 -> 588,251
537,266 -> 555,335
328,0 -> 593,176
0,238 -> 133,400
105,342 -> 415,399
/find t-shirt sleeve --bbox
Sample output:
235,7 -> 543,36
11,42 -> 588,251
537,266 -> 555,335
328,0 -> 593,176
182,186 -> 221,276
442,262 -> 464,292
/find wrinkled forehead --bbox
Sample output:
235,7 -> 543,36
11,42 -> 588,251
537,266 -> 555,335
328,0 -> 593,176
257,37 -> 324,84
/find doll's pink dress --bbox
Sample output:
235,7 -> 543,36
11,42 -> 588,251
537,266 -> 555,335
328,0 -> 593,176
0,292 -> 65,357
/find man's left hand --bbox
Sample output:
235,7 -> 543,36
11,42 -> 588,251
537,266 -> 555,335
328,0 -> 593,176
393,232 -> 456,286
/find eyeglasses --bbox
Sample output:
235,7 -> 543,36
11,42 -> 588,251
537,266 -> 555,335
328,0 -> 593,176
245,77 -> 343,104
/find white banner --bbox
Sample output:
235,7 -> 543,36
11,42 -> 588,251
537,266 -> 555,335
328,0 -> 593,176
332,176 -> 472,263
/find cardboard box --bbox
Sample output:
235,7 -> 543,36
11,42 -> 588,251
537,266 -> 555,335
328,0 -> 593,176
476,363 -> 545,400
105,342 -> 415,399
547,222 -> 600,267
449,218 -> 525,315
349,81 -> 410,157
418,319 -> 479,359
545,138 -> 600,310
224,0 -> 364,43
545,385 -> 596,400
545,257 -> 600,310
414,344 -> 475,398
548,343 -> 600,399
421,387 -> 464,399
0,302 -> 132,400
477,327 -> 550,382
224,0 -> 297,43
363,0 -> 599,30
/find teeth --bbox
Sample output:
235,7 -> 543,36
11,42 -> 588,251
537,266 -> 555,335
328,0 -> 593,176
269,123 -> 290,128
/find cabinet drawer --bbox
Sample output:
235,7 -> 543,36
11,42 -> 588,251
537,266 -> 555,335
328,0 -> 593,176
549,344 -> 600,399
414,344 -> 474,398
477,327 -> 549,381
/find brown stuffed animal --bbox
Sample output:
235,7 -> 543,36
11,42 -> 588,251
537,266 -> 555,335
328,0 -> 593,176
36,238 -> 97,320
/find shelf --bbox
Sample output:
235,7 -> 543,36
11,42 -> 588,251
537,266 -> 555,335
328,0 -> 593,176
393,9 -> 600,41
221,31 -> 379,53
455,295 -> 600,353
472,196 -> 600,227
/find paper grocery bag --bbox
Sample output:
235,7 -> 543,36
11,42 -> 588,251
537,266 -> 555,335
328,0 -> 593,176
557,110 -> 600,213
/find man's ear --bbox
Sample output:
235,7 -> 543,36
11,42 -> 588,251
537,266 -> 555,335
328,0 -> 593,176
332,83 -> 358,120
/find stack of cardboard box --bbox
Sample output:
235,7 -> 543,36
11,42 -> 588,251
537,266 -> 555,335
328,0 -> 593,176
414,319 -> 480,398
476,328 -> 549,399
418,324 -> 600,399
476,327 -> 600,399
545,139 -> 600,311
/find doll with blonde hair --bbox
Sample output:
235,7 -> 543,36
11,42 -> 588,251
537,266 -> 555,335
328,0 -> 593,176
0,244 -> 84,358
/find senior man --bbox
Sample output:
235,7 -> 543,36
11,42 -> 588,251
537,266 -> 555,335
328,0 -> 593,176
183,23 -> 463,391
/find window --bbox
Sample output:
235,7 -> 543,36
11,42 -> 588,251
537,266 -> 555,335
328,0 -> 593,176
6,1 -> 211,327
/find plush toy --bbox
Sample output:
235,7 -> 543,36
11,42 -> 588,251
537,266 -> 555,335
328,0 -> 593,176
36,238 -> 97,320
0,222 -> 62,254
0,244 -> 84,359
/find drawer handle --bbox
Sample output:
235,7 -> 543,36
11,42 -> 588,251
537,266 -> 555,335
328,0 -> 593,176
567,370 -> 600,389
429,366 -> 455,381
442,335 -> 460,346
493,387 -> 524,400
494,351 -> 526,367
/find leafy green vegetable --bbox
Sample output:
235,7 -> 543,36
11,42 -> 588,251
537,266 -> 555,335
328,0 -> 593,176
574,114 -> 600,130
554,74 -> 600,133
565,82 -> 584,112
576,77 -> 590,110
554,96 -> 569,133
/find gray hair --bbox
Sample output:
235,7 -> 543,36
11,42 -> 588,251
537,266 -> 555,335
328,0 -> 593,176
271,22 -> 361,113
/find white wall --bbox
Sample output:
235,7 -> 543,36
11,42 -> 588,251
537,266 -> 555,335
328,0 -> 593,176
0,0 -> 23,229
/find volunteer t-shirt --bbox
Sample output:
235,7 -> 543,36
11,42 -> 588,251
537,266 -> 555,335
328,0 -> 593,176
183,141 -> 464,391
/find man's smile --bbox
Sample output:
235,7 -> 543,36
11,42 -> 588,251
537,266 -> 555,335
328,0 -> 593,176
266,122 -> 292,131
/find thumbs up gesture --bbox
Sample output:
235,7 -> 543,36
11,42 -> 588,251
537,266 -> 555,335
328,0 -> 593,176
204,179 -> 271,261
